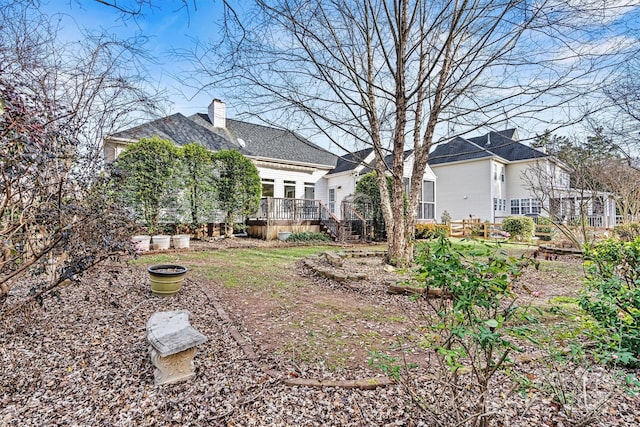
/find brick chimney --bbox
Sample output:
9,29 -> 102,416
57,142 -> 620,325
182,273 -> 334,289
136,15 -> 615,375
207,99 -> 226,128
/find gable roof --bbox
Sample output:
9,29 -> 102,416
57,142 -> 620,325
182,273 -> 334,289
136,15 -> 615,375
330,148 -> 416,176
109,111 -> 337,168
429,129 -> 547,166
110,113 -> 237,152
329,148 -> 374,174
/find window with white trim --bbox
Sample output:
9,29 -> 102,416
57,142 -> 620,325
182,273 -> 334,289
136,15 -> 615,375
284,180 -> 296,198
304,182 -> 315,200
261,178 -> 274,197
510,198 -> 542,215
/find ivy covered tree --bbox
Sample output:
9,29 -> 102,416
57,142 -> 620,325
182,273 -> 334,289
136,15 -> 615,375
113,136 -> 182,233
212,150 -> 261,237
179,143 -> 217,227
355,172 -> 394,240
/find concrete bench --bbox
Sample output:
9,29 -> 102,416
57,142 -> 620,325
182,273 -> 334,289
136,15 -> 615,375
146,310 -> 207,385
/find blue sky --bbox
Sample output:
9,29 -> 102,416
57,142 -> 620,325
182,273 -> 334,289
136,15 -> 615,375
42,0 -> 232,116
38,1 -> 640,149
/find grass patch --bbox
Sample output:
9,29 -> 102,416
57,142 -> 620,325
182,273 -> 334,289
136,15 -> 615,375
132,245 -> 336,289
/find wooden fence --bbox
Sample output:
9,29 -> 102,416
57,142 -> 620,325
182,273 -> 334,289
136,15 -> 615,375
447,219 -> 554,241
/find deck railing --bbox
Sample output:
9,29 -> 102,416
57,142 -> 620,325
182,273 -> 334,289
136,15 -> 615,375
256,197 -> 320,221
342,201 -> 371,242
319,201 -> 340,239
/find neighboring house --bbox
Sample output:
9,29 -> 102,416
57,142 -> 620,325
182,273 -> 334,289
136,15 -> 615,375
428,129 -> 616,227
324,148 -> 437,222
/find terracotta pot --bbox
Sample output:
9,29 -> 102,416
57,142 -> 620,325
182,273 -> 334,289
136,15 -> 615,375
148,264 -> 188,296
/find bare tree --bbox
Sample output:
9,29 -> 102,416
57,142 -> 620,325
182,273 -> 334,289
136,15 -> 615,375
595,158 -> 640,223
0,1 -> 160,312
596,59 -> 640,163
185,0 -> 634,264
523,131 -> 618,247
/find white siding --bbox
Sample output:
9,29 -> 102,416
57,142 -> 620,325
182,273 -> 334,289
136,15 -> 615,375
432,159 -> 492,221
256,163 -> 330,199
324,172 -> 356,218
506,162 -> 532,200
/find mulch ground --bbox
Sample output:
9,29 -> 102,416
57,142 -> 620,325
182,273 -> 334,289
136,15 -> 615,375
1,237 -> 638,426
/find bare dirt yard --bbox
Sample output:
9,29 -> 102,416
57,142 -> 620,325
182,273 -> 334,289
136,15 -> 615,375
1,237 -> 638,426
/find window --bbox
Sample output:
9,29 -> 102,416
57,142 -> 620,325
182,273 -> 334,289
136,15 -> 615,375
284,180 -> 296,198
511,198 -> 541,215
304,182 -> 315,200
494,197 -> 498,210
419,180 -> 435,219
500,199 -> 506,211
403,177 -> 410,195
328,188 -> 336,214
500,166 -> 505,182
493,165 -> 498,180
510,199 -> 520,215
261,178 -> 274,197
531,199 -> 542,214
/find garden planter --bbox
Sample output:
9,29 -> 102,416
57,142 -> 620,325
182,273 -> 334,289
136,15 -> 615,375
148,265 -> 188,296
131,235 -> 151,252
152,235 -> 171,250
278,231 -> 292,241
172,234 -> 191,249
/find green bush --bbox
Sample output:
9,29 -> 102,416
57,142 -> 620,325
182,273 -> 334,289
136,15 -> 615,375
286,231 -> 331,243
502,216 -> 535,241
580,239 -> 640,366
415,223 -> 449,239
613,223 -> 640,242
406,237 -> 532,423
535,216 -> 555,241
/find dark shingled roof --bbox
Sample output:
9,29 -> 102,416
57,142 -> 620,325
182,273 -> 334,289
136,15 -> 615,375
429,136 -> 492,165
110,113 -> 237,152
329,148 -> 374,174
429,129 -> 547,165
110,112 -> 337,168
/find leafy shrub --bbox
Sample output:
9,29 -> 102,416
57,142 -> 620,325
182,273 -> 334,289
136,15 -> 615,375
286,232 -> 331,243
535,216 -> 555,241
415,223 -> 449,239
406,237 -> 532,424
580,239 -> 640,366
613,223 -> 640,242
502,216 -> 535,241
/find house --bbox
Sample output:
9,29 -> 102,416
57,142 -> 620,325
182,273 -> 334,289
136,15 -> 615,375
105,99 -> 437,239
428,129 -> 616,227
105,99 -> 337,203
324,148 -> 437,222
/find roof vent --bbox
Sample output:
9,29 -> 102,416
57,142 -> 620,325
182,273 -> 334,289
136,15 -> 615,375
486,133 -> 491,146
237,138 -> 246,147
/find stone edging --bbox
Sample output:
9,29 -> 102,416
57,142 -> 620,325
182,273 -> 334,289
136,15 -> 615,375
192,278 -> 392,390
303,250 -> 387,283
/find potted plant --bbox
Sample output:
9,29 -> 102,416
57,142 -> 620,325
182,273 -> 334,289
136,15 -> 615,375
148,264 -> 188,296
